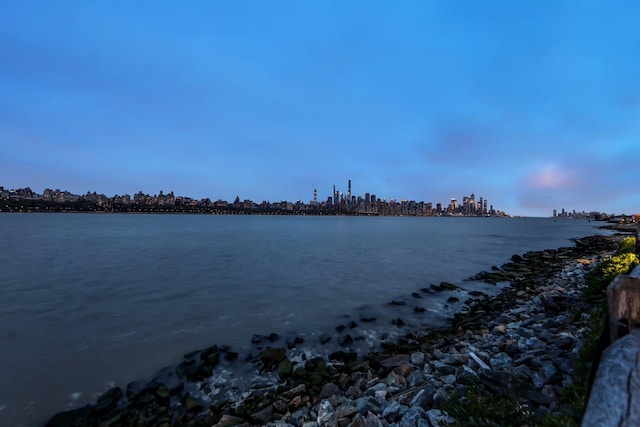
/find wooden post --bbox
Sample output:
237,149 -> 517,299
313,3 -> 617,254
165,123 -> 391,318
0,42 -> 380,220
606,273 -> 640,343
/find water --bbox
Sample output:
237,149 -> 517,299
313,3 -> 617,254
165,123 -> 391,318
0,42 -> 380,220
0,214 -> 611,426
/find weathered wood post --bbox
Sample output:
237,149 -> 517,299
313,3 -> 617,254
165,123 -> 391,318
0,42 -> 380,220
606,270 -> 640,342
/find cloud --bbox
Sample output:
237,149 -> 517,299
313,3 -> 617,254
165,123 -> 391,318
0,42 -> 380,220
526,163 -> 576,190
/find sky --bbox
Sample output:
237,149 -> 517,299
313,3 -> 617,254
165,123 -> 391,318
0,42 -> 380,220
1,1 -> 639,217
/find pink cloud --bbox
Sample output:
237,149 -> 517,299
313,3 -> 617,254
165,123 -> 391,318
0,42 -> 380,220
527,163 -> 575,190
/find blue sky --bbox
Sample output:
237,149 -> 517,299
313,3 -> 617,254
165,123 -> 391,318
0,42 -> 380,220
2,1 -> 639,216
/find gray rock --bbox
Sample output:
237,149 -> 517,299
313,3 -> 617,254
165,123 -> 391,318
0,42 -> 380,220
317,399 -> 335,425
356,396 -> 380,415
489,352 -> 513,370
411,352 -> 425,366
399,406 -> 427,427
320,382 -> 341,398
335,405 -> 358,419
531,372 -> 545,388
432,361 -> 456,375
409,388 -> 434,410
426,409 -> 455,426
348,412 -> 384,427
292,406 -> 310,421
381,400 -> 407,422
441,374 -> 457,385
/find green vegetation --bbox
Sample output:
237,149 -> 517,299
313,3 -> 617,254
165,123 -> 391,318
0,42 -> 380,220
584,252 -> 638,296
442,387 -> 533,427
615,236 -> 637,256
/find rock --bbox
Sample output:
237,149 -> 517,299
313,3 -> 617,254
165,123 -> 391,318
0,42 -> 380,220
410,352 -> 425,366
335,405 -> 358,419
391,298 -> 408,306
224,351 -> 239,361
433,362 -> 456,376
489,352 -> 513,370
409,387 -> 434,410
348,412 -> 384,427
286,336 -> 305,349
338,334 -> 353,347
360,314 -> 376,322
438,281 -> 459,291
382,400 -> 406,422
447,296 -> 460,303
426,409 -> 455,426
252,404 -> 274,424
317,399 -> 335,425
94,386 -> 122,415
414,306 -> 426,313
45,405 -> 95,427
260,347 -> 286,370
319,382 -> 341,398
216,414 -> 246,426
356,396 -> 380,415
320,334 -> 332,344
285,383 -> 307,399
379,354 -> 410,369
184,395 -> 205,413
278,358 -> 294,380
392,318 -> 406,327
200,344 -> 220,365
441,374 -> 457,385
399,406 -> 427,427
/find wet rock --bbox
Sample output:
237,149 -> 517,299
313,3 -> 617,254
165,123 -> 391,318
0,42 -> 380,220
286,336 -> 305,349
184,394 -> 205,413
360,314 -> 376,322
391,298 -> 408,306
278,358 -> 294,380
319,334 -> 333,344
260,347 -> 286,372
338,334 -> 354,347
94,386 -> 122,415
45,405 -> 95,427
252,404 -> 274,424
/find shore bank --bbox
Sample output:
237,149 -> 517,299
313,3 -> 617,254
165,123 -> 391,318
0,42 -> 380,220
45,234 -> 623,427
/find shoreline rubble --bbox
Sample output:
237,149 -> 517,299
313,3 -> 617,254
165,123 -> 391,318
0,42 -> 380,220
45,234 -> 623,427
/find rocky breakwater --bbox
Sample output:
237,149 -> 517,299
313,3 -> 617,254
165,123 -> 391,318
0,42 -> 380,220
45,235 -> 621,427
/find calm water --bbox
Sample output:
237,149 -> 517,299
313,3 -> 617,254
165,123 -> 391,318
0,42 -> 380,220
0,214 -> 611,426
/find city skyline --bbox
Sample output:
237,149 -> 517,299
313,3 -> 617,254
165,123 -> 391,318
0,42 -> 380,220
2,2 -> 639,217
2,181 -> 623,218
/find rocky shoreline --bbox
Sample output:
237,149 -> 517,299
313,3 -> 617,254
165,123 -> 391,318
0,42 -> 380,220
45,234 -> 622,427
